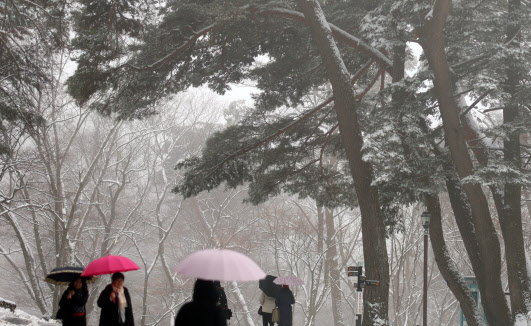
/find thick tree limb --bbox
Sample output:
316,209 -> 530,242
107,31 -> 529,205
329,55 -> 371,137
422,0 -> 512,323
202,60 -> 376,179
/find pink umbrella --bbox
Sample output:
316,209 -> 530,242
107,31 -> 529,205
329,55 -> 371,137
81,253 -> 140,277
273,275 -> 304,286
175,249 -> 266,282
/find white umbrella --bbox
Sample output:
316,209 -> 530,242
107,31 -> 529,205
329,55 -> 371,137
175,249 -> 266,282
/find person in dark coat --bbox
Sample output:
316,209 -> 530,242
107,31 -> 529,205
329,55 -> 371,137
97,272 -> 134,326
214,281 -> 232,320
174,279 -> 227,326
275,285 -> 295,326
59,277 -> 89,326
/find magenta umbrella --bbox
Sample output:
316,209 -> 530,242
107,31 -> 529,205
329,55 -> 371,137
175,249 -> 266,282
273,275 -> 304,286
81,253 -> 140,277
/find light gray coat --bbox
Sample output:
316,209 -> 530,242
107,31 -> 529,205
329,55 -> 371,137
259,292 -> 276,313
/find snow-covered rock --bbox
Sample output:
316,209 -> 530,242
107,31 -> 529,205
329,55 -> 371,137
0,307 -> 60,326
513,312 -> 531,326
0,298 -> 15,312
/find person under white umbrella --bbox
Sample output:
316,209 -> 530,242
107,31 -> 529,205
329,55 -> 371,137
174,248 -> 266,326
174,280 -> 227,326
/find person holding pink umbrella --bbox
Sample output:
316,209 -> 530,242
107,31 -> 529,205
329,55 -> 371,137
173,248 -> 266,325
174,279 -> 227,326
82,253 -> 139,326
275,285 -> 295,326
97,272 -> 134,326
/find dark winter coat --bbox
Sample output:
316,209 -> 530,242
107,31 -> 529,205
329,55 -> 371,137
216,286 -> 231,320
97,285 -> 134,326
275,288 -> 295,326
59,288 -> 89,326
174,280 -> 227,326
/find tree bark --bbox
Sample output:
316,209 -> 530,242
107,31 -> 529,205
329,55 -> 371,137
501,0 -> 531,317
422,0 -> 511,323
0,206 -> 49,314
305,205 -> 324,325
324,208 -> 345,326
424,194 -> 485,326
391,41 -> 483,325
296,0 -> 389,324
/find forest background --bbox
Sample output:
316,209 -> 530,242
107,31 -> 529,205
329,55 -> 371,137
0,0 -> 530,325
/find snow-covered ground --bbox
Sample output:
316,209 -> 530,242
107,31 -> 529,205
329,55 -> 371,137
0,307 -> 60,326
514,312 -> 531,326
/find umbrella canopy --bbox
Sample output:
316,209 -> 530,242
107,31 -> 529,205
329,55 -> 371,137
45,266 -> 96,285
175,249 -> 266,282
81,254 -> 140,277
273,275 -> 304,286
259,275 -> 281,297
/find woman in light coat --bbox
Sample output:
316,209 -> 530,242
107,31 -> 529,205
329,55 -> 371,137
259,291 -> 276,326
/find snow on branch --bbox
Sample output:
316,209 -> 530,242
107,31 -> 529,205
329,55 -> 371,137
259,7 -> 393,71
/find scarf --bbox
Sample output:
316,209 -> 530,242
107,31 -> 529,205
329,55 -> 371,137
113,286 -> 127,324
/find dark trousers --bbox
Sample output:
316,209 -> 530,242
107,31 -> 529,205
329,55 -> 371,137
262,312 -> 274,326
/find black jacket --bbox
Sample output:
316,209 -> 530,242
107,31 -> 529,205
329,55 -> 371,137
175,280 -> 227,326
59,289 -> 89,326
97,285 -> 134,326
275,288 -> 295,326
174,302 -> 227,326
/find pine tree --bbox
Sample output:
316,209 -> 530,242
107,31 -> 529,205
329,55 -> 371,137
68,0 -> 531,324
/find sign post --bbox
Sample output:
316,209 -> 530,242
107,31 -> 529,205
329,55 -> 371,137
347,266 -> 379,326
347,266 -> 363,326
356,290 -> 363,326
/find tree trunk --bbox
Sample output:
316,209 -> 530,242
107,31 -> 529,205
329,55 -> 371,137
297,1 -> 389,324
422,0 -> 511,323
391,41 -> 483,324
424,194 -> 485,326
230,281 -> 256,326
324,208 -> 345,326
0,206 -> 49,314
306,206 -> 325,326
501,0 -> 531,317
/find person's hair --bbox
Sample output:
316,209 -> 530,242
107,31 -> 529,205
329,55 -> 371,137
193,279 -> 219,304
68,277 -> 88,293
111,272 -> 125,281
